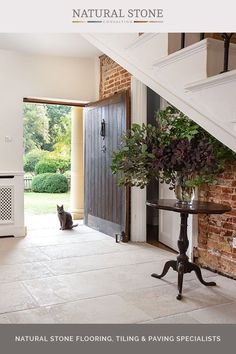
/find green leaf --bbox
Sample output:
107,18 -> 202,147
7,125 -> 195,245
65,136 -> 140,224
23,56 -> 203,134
141,144 -> 147,153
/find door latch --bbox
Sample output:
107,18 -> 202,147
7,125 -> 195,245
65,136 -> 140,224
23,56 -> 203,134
101,145 -> 106,153
100,119 -> 106,139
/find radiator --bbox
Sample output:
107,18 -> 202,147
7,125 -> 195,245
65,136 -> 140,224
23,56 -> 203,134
0,173 -> 25,237
0,184 -> 14,224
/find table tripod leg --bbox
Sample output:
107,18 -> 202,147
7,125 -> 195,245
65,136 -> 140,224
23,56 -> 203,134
190,263 -> 216,286
151,260 -> 177,279
177,263 -> 184,300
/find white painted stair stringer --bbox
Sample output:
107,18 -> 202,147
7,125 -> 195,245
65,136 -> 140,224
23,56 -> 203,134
82,33 -> 236,151
185,69 -> 236,137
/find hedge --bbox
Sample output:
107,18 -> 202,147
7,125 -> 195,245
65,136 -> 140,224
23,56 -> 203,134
35,158 -> 70,174
32,173 -> 69,193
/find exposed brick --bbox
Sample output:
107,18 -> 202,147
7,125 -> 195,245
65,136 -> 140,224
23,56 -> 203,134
221,229 -> 233,237
100,55 -> 131,99
222,222 -> 235,230
197,161 -> 236,278
208,226 -> 221,234
221,187 -> 234,194
223,173 -> 234,179
221,193 -> 233,201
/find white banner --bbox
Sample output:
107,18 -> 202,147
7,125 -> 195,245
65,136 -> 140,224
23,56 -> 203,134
0,0 -> 235,32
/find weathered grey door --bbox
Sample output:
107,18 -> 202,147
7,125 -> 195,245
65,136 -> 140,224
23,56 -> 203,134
84,91 -> 130,238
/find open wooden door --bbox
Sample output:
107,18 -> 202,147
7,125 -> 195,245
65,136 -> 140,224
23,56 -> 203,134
84,91 -> 130,238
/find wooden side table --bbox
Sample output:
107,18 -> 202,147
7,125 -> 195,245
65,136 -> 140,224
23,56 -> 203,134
146,199 -> 231,300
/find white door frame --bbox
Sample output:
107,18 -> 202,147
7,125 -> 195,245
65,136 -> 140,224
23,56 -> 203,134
130,77 -> 147,242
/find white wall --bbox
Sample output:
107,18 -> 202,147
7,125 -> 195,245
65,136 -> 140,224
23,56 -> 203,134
0,49 -> 98,172
93,55 -> 100,101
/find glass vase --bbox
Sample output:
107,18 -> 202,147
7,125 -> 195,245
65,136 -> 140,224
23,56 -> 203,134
175,173 -> 195,205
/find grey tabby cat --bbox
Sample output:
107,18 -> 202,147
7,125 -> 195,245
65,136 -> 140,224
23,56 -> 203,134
57,205 -> 78,230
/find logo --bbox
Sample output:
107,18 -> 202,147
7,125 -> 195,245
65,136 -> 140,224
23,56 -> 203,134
72,8 -> 164,24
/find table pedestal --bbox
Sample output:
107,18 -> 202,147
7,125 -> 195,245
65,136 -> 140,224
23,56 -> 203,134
151,213 -> 216,300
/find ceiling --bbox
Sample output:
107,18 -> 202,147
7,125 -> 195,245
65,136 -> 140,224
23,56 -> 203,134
0,33 -> 102,58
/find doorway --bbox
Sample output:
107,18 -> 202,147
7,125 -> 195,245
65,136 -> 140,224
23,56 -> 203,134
146,87 -> 160,244
146,90 -> 178,254
23,99 -> 75,231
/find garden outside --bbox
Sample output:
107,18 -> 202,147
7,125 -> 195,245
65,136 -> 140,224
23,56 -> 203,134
24,192 -> 70,215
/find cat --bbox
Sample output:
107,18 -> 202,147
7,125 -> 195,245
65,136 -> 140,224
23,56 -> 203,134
57,205 -> 78,230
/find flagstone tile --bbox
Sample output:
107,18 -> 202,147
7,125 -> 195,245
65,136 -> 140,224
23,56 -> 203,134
119,279 -> 232,320
190,302 -> 236,323
0,282 -> 38,314
42,250 -> 169,276
6,295 -> 151,324
0,262 -> 53,283
0,247 -> 51,265
140,312 -> 200,324
6,306 -> 56,324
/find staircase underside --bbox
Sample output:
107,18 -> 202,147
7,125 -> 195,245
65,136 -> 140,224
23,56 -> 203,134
82,33 -> 236,151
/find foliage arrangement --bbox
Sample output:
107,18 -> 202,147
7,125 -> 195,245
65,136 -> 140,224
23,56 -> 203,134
32,173 -> 69,193
112,106 -> 235,189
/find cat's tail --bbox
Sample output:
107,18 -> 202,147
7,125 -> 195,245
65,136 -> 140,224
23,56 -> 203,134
72,224 -> 78,228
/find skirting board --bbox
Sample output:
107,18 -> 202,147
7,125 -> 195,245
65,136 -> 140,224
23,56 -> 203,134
0,226 -> 27,238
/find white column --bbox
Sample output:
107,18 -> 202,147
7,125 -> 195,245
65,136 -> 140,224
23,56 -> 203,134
70,107 -> 84,219
130,77 -> 147,242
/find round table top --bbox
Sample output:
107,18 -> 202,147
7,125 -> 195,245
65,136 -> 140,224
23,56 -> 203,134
146,199 -> 231,215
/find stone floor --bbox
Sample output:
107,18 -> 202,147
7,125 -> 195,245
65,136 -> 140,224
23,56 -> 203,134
0,214 -> 235,323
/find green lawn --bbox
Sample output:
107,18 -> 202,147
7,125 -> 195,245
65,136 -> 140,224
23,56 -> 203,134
24,192 -> 70,214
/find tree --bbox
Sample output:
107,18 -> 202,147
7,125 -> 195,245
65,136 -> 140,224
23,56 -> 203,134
24,149 -> 48,172
24,104 -> 50,153
24,103 -> 71,158
45,105 -> 71,151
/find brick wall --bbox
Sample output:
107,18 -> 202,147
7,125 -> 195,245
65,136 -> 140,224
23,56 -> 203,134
99,55 -> 131,99
197,162 -> 236,278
